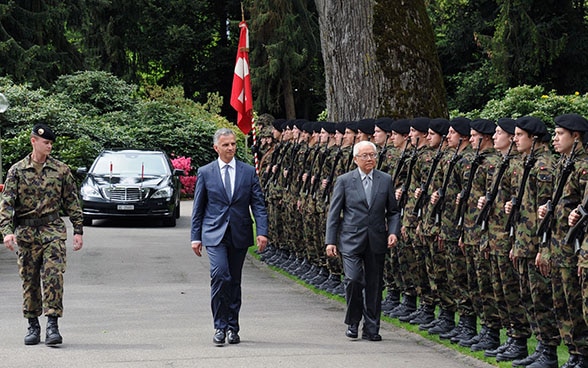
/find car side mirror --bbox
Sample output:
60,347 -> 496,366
173,169 -> 184,176
76,167 -> 88,176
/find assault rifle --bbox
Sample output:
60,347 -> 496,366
565,196 -> 588,253
310,138 -> 332,199
537,139 -> 579,245
391,139 -> 410,186
323,137 -> 345,203
303,136 -> 329,196
505,137 -> 538,236
476,140 -> 515,230
269,140 -> 291,187
262,135 -> 285,189
413,136 -> 446,219
431,139 -> 463,225
377,134 -> 391,171
399,137 -> 420,217
456,138 -> 484,228
283,138 -> 304,191
297,136 -> 323,194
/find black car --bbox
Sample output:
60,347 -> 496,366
77,150 -> 184,227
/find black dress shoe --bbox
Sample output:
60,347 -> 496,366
362,333 -> 382,341
346,324 -> 358,338
213,329 -> 226,345
227,329 -> 240,344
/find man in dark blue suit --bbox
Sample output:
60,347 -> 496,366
326,140 -> 400,341
191,128 -> 268,345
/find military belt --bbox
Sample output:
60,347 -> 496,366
17,212 -> 60,227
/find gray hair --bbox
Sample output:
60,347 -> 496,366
213,128 -> 236,145
353,140 -> 377,156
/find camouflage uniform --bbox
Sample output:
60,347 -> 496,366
486,153 -> 531,340
0,154 -> 83,318
460,148 -> 502,332
511,145 -> 560,348
545,148 -> 588,357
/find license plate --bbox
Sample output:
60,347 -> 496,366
117,205 -> 134,210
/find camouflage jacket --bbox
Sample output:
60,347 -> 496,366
0,154 -> 83,238
549,148 -> 588,267
420,147 -> 451,236
512,145 -> 555,258
402,145 -> 433,229
461,148 -> 500,247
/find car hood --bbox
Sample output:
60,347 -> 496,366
88,173 -> 169,187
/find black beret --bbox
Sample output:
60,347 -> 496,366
410,117 -> 430,133
554,113 -> 588,133
312,121 -> 323,134
293,119 -> 308,130
357,118 -> 375,135
32,123 -> 56,141
429,118 -> 450,137
301,121 -> 314,133
335,122 -> 348,134
450,117 -> 471,137
390,119 -> 410,135
285,119 -> 295,130
322,122 -> 337,134
515,116 -> 548,138
346,121 -> 358,133
272,119 -> 286,132
470,118 -> 496,136
497,118 -> 516,135
375,117 -> 394,132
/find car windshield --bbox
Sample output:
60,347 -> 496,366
91,152 -> 170,176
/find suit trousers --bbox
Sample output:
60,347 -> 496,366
342,244 -> 385,336
206,227 -> 248,332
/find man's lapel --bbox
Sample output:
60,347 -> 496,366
351,169 -> 369,207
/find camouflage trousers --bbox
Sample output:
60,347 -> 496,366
283,194 -> 305,257
383,248 -> 402,295
267,197 -> 284,248
555,265 -> 588,356
413,243 -> 433,305
463,245 -> 482,319
445,240 -> 474,317
17,238 -> 66,318
423,234 -> 454,311
396,230 -> 419,297
473,248 -> 501,330
517,257 -> 561,346
489,253 -> 530,338
301,199 -> 322,267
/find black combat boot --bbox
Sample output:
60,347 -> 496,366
470,328 -> 500,352
509,341 -> 541,366
560,353 -> 579,368
409,304 -> 436,325
439,317 -> 464,340
427,310 -> 455,335
24,317 -> 41,345
45,316 -> 63,345
459,324 -> 487,347
450,316 -> 477,344
526,345 -> 558,368
484,336 -> 513,357
387,294 -> 417,319
381,290 -> 401,313
496,337 -> 528,362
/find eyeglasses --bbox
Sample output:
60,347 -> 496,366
356,153 -> 377,160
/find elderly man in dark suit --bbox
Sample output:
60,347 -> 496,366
191,128 -> 268,346
326,140 -> 401,341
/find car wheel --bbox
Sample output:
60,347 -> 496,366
163,216 -> 176,227
82,217 -> 93,226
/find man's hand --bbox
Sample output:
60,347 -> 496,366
537,204 -> 547,220
504,200 -> 513,214
326,244 -> 338,257
388,234 -> 398,248
192,241 -> 203,257
73,234 -> 83,251
477,195 -> 486,210
257,235 -> 268,253
535,252 -> 551,277
3,234 -> 17,251
570,207 -> 581,227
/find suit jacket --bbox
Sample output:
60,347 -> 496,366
325,168 -> 400,255
191,159 -> 268,248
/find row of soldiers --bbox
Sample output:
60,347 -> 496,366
256,114 -> 588,368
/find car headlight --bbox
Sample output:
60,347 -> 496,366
80,184 -> 102,199
152,187 -> 173,199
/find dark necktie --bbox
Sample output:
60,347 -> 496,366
224,164 -> 232,199
364,175 -> 372,205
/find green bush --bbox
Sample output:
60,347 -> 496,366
0,72 -> 248,179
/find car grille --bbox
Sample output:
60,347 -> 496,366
104,187 -> 146,202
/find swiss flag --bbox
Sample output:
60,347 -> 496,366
230,21 -> 253,135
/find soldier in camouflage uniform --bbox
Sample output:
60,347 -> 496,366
455,119 -> 502,351
505,116 -> 560,368
390,117 -> 431,321
1,123 -> 84,346
430,118 -> 476,343
373,118 -> 403,312
537,114 -> 588,368
478,119 -> 530,362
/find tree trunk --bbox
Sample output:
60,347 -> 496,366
315,0 -> 447,120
